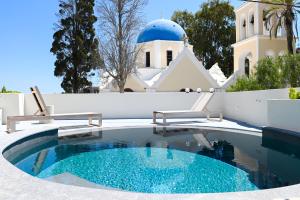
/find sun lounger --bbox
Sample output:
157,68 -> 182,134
153,91 -> 223,125
6,86 -> 102,133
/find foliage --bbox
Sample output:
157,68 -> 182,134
280,54 -> 300,87
263,0 -> 300,54
172,0 -> 235,76
97,0 -> 147,93
227,54 -> 300,92
256,56 -> 284,89
171,10 -> 194,39
289,88 -> 300,99
0,86 -> 20,93
1,86 -> 6,93
226,76 -> 263,92
51,0 -> 101,93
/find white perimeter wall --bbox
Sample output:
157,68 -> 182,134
0,94 -> 24,125
267,99 -> 300,133
0,89 -> 297,131
223,88 -> 291,127
24,92 -> 223,119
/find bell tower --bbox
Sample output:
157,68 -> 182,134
232,1 -> 288,76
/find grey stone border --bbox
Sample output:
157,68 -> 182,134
0,125 -> 300,200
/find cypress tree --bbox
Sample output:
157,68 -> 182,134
51,0 -> 101,93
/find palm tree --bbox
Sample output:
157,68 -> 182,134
263,0 -> 300,54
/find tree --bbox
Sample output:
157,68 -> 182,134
227,54 -> 300,92
1,86 -> 6,93
260,0 -> 300,86
97,0 -> 147,93
51,0 -> 101,93
171,10 -> 194,39
172,0 -> 235,77
281,53 -> 300,86
262,0 -> 299,54
255,56 -> 284,89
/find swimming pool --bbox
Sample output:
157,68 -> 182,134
3,127 -> 300,194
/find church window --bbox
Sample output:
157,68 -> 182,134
249,14 -> 254,36
245,58 -> 250,77
146,52 -> 150,67
250,15 -> 254,24
167,50 -> 173,66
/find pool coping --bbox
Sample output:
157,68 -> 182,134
0,123 -> 300,200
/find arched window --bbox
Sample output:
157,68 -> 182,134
145,52 -> 150,67
245,58 -> 250,77
276,26 -> 285,37
124,88 -> 134,92
240,17 -> 246,40
248,13 -> 254,36
263,10 -> 270,36
167,50 -> 173,66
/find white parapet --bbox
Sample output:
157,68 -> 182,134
0,94 -> 24,125
1,88 -> 298,131
223,88 -> 291,127
267,99 -> 300,133
0,108 -> 2,127
23,92 -> 223,119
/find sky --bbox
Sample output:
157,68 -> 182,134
0,0 -> 243,93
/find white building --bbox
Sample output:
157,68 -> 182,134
100,19 -> 228,92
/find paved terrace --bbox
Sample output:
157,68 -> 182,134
0,118 -> 260,135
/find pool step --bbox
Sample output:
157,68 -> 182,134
46,173 -> 122,191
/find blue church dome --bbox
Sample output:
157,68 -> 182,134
137,19 -> 186,43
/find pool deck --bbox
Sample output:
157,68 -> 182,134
0,118 -> 261,135
0,118 -> 300,200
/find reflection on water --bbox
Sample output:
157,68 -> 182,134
8,127 -> 300,191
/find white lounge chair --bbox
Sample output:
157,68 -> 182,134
153,91 -> 223,125
6,86 -> 102,133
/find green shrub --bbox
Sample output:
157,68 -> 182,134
281,54 -> 300,87
1,86 -> 6,93
256,56 -> 284,89
292,54 -> 300,86
289,88 -> 300,99
226,76 -> 263,92
0,86 -> 20,94
228,54 -> 300,92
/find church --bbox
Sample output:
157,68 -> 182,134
100,1 -> 288,92
100,19 -> 227,92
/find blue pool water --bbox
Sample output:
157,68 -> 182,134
4,127 -> 300,194
36,147 -> 257,193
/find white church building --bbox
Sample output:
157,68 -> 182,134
100,19 -> 228,92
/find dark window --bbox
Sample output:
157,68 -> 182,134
263,10 -> 267,21
250,15 -> 254,24
167,50 -> 173,66
242,20 -> 246,27
245,58 -> 250,77
146,52 -> 150,67
124,88 -> 134,92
